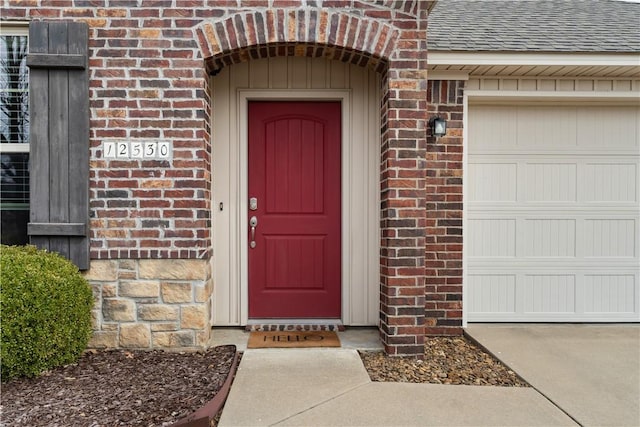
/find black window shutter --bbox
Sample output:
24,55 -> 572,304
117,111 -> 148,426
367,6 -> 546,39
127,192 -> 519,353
27,21 -> 90,270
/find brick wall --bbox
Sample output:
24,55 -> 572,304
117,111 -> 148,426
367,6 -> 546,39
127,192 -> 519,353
2,0 -> 435,355
4,1 -> 214,260
378,6 -> 429,356
425,79 -> 465,336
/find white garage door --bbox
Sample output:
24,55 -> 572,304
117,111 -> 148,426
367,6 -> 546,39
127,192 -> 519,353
467,104 -> 640,322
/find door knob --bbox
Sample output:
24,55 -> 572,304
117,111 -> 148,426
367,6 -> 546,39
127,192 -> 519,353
249,216 -> 258,248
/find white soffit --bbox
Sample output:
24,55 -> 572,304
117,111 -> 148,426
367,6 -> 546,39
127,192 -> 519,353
428,52 -> 640,78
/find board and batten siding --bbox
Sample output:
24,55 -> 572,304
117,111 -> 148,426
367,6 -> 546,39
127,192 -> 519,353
211,56 -> 381,325
466,103 -> 640,322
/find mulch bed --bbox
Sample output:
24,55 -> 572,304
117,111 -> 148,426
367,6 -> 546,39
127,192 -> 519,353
360,336 -> 530,387
2,336 -> 526,426
1,345 -> 236,427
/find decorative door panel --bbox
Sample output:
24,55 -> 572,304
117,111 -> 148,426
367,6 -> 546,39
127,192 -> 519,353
248,101 -> 341,318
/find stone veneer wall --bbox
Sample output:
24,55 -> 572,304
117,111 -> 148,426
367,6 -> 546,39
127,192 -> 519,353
84,260 -> 212,349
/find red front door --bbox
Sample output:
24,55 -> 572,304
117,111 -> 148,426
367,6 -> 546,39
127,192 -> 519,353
248,101 -> 341,318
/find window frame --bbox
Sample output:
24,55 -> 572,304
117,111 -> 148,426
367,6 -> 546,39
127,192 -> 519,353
1,22 -> 30,245
0,22 -> 29,154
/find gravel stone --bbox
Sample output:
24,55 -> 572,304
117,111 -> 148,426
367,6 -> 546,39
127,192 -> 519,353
359,337 -> 529,387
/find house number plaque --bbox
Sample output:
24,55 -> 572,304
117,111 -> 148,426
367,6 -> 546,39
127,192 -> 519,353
103,140 -> 172,160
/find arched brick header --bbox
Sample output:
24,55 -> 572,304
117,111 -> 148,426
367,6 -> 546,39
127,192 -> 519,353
194,9 -> 399,73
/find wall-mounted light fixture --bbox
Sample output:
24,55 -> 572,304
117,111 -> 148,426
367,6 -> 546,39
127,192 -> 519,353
430,116 -> 447,138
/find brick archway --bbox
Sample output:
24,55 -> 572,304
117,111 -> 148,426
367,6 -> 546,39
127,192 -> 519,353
195,6 -> 429,356
195,10 -> 398,73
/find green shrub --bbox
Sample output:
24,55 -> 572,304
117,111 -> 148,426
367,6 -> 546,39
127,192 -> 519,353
1,245 -> 94,381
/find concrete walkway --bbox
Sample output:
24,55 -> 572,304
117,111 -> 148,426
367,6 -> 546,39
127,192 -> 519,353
466,324 -> 640,427
216,328 -> 578,426
218,348 -> 575,426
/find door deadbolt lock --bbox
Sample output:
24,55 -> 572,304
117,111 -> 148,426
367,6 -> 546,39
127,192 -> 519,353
249,197 -> 258,211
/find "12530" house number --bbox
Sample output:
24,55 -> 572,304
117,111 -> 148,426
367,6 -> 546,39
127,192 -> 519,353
102,141 -> 172,160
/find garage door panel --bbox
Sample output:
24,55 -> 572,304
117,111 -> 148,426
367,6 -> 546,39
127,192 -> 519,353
469,313 -> 639,322
524,163 -> 577,202
470,105 -> 639,155
469,158 -> 638,205
467,104 -> 640,322
583,163 -> 637,202
583,219 -> 636,258
468,274 -> 517,314
468,163 -> 517,202
468,215 -> 638,262
524,274 -> 576,313
576,106 -> 639,149
523,219 -> 576,257
584,275 -> 636,314
468,269 -> 638,320
468,106 -> 517,150
517,106 -> 577,149
468,219 -> 516,257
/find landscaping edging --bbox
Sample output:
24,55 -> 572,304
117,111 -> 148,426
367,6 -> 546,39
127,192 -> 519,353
171,345 -> 239,427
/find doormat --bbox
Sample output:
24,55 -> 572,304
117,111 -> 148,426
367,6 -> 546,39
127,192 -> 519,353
247,331 -> 341,349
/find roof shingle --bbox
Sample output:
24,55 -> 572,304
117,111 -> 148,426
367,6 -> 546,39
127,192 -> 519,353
428,0 -> 640,53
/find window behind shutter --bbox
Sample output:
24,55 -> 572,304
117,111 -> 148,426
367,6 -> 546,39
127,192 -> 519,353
0,30 -> 30,246
27,21 -> 89,270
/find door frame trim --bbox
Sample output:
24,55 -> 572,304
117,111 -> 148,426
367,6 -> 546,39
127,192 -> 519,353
237,89 -> 352,325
